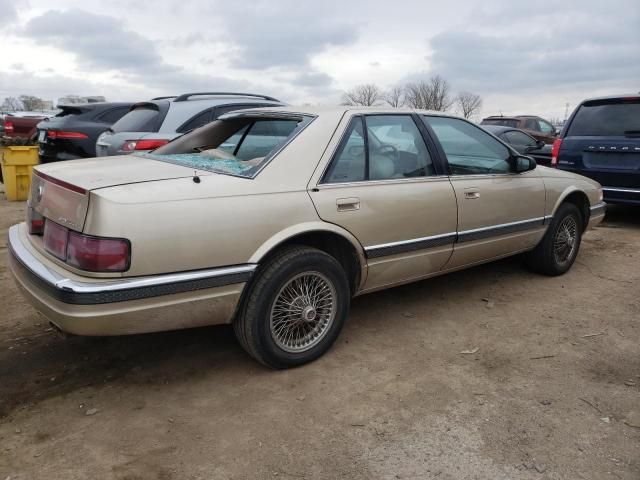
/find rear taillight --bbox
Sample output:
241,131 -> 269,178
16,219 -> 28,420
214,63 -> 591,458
47,130 -> 88,140
43,221 -> 69,261
551,138 -> 562,167
28,207 -> 44,235
4,120 -> 14,134
67,231 -> 130,272
121,139 -> 169,152
43,221 -> 130,272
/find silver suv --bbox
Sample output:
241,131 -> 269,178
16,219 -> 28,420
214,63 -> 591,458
95,92 -> 283,156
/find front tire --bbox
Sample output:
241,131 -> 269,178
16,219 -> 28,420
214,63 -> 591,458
234,246 -> 350,369
526,202 -> 583,276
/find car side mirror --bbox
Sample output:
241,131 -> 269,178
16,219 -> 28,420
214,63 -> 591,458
513,154 -> 537,173
536,140 -> 545,149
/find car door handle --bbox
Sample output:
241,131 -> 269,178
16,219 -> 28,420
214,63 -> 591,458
336,197 -> 360,211
464,189 -> 480,200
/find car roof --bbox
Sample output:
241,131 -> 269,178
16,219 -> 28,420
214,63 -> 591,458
57,101 -> 133,109
481,125 -> 536,136
217,105 -> 468,119
578,93 -> 640,103
481,125 -> 512,134
159,96 -> 284,132
482,116 -> 520,121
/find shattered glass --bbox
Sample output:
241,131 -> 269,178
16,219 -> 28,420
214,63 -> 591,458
140,152 -> 257,177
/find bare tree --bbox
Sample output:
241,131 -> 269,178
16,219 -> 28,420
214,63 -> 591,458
384,86 -> 405,107
456,92 -> 483,119
342,84 -> 382,106
1,97 -> 23,111
18,95 -> 45,111
404,75 -> 454,111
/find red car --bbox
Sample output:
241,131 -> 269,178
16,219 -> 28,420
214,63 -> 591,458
2,113 -> 48,139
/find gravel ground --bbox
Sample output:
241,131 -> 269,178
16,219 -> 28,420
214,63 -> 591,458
0,197 -> 638,480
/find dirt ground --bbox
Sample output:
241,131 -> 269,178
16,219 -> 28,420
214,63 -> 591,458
0,195 -> 638,480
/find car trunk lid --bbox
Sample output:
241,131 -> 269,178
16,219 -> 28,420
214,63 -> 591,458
29,155 -> 211,231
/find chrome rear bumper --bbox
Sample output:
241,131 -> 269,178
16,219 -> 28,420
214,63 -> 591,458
7,224 -> 254,335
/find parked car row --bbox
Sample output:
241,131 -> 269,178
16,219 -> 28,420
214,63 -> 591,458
481,115 -> 558,144
480,95 -> 640,206
33,92 -> 283,163
4,91 -> 637,208
37,102 -> 133,161
482,125 -> 551,165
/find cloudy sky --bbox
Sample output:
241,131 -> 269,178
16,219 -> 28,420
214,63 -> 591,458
0,0 -> 638,120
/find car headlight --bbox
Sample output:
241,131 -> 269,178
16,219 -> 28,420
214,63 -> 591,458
597,187 -> 603,203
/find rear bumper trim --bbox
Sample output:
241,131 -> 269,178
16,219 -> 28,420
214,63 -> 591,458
8,224 -> 256,305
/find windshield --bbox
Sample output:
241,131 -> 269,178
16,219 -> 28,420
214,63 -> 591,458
143,116 -> 311,178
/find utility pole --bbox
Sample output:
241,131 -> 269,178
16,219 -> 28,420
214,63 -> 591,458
564,102 -> 569,122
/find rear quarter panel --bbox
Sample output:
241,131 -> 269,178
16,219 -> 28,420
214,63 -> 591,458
85,184 -> 322,275
84,110 -> 354,277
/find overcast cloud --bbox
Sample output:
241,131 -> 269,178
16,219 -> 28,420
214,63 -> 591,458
0,0 -> 638,119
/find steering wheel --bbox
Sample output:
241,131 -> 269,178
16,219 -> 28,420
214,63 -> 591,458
376,144 -> 399,162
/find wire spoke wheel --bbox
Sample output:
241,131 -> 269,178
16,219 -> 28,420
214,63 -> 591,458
553,216 -> 578,266
269,272 -> 337,353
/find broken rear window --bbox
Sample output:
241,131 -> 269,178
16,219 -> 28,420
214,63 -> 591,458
145,116 -> 312,178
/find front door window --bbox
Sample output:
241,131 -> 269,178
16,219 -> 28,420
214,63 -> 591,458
422,116 -> 512,175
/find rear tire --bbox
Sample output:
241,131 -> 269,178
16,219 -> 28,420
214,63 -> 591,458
526,202 -> 582,276
234,246 -> 350,369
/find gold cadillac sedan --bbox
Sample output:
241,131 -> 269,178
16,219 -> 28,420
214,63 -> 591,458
8,107 -> 605,368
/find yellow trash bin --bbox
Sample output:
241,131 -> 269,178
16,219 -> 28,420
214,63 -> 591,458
0,146 -> 40,201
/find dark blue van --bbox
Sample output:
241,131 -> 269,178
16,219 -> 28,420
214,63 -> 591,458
553,94 -> 640,205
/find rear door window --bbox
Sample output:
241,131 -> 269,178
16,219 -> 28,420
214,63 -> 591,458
365,115 -> 434,179
323,115 -> 435,183
523,119 -> 539,131
112,106 -> 162,133
503,131 -> 536,149
567,99 -> 640,136
323,118 -> 366,183
537,120 -> 555,135
176,109 -> 213,133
